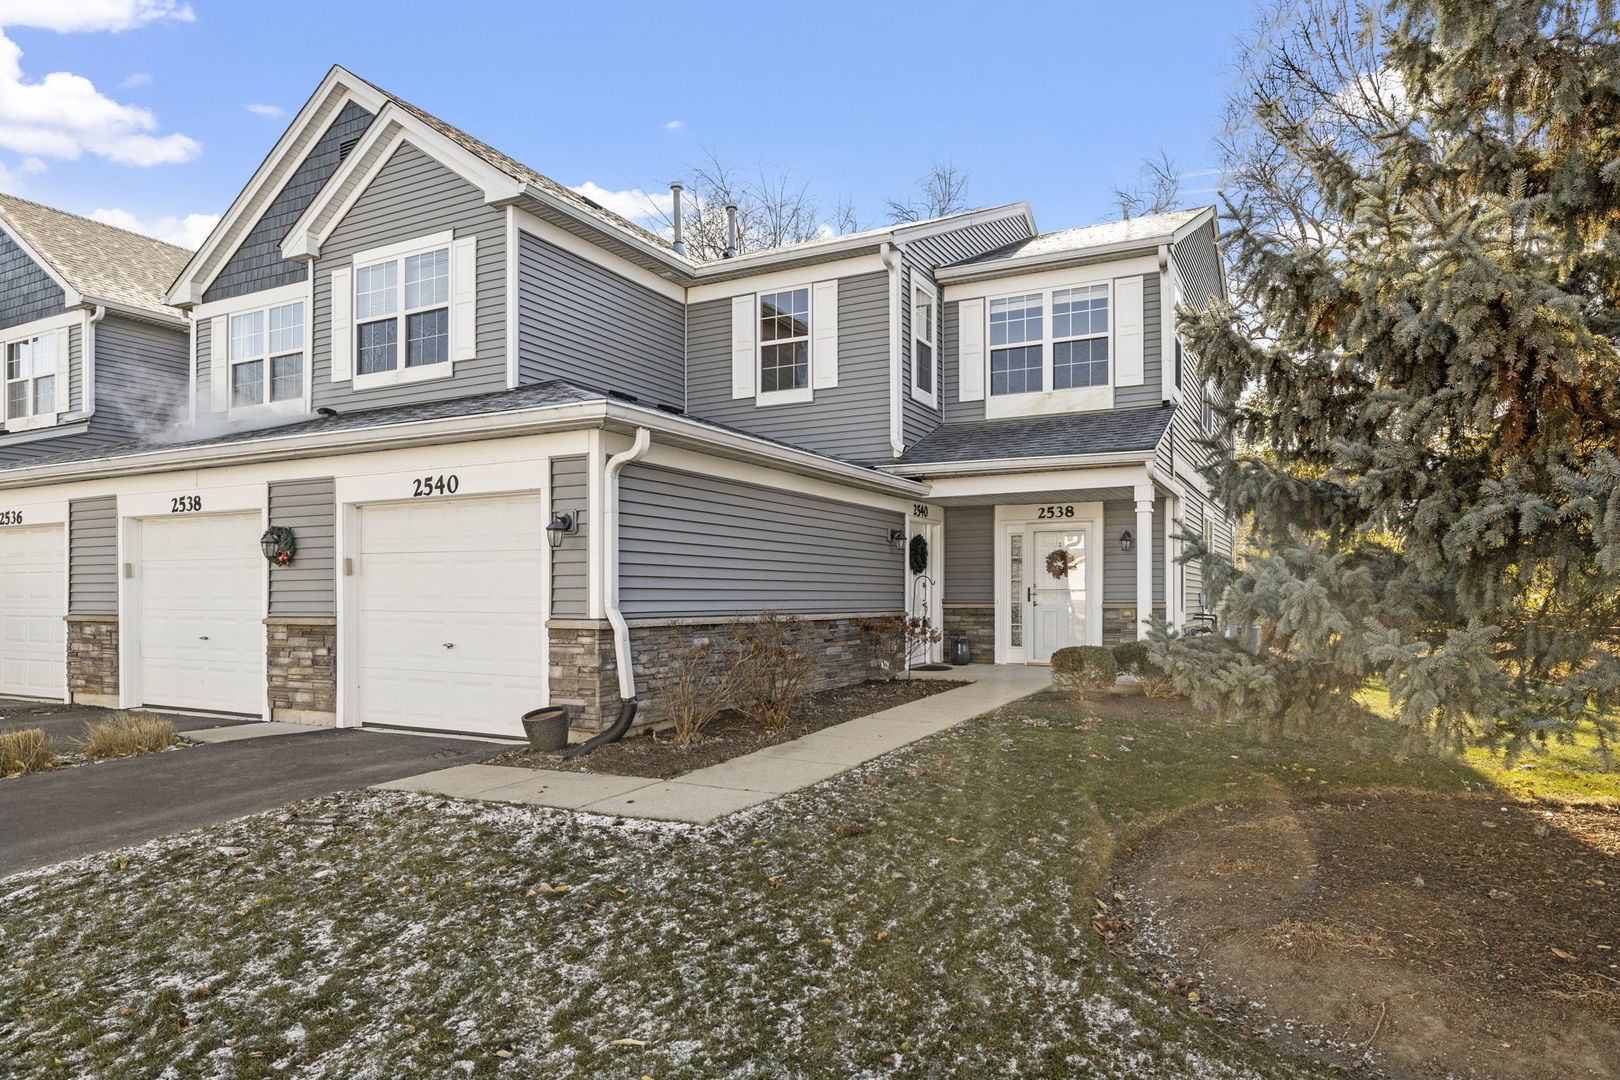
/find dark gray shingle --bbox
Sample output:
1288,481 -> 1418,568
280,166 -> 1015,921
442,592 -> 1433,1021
894,406 -> 1174,466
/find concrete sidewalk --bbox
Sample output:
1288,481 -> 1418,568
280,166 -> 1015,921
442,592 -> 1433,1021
375,665 -> 1051,824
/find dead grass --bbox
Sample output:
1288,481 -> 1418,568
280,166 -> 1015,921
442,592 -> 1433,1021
0,727 -> 55,776
1258,919 -> 1395,959
1545,974 -> 1620,1022
79,712 -> 181,760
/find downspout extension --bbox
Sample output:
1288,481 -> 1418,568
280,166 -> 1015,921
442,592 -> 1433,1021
882,241 -> 905,458
563,426 -> 652,760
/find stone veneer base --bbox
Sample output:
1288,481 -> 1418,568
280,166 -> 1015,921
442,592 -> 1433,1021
265,618 -> 337,718
65,613 -> 118,705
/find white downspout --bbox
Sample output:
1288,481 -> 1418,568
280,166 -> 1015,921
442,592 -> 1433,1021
80,305 -> 107,419
882,241 -> 905,458
603,426 -> 652,701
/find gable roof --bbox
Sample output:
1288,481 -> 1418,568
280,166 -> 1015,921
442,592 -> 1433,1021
0,192 -> 191,320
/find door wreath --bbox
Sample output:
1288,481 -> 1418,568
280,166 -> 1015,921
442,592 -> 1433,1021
1045,548 -> 1076,579
909,533 -> 929,575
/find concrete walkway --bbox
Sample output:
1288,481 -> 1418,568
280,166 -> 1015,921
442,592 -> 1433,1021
375,665 -> 1051,824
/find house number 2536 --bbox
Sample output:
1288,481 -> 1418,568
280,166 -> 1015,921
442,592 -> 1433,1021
411,474 -> 460,497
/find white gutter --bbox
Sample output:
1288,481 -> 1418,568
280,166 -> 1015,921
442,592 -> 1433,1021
81,305 -> 107,420
881,242 -> 905,458
878,448 -> 1157,478
603,427 -> 651,701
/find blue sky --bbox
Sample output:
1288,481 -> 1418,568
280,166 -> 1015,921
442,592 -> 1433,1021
0,0 -> 1257,248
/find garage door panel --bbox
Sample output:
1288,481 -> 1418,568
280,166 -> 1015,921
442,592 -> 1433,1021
0,525 -> 65,699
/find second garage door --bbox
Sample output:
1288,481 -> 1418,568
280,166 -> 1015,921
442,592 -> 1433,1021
354,494 -> 545,737
0,524 -> 66,700
137,512 -> 264,715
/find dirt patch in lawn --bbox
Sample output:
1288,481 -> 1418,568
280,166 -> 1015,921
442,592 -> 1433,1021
1104,790 -> 1620,1080
487,678 -> 967,779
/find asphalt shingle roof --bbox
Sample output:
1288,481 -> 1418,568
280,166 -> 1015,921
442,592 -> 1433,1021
893,406 -> 1174,466
952,207 -> 1210,268
0,192 -> 193,318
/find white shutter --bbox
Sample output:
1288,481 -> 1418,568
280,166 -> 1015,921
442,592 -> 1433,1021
329,267 -> 353,382
451,236 -> 478,361
1113,275 -> 1145,386
730,293 -> 756,399
957,298 -> 985,402
811,279 -> 839,389
209,315 -> 228,412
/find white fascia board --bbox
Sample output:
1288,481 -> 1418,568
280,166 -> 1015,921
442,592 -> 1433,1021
0,220 -> 83,308
891,203 -> 1036,244
191,280 -> 309,321
879,449 -> 1156,479
914,462 -> 1154,501
76,299 -> 187,330
168,69 -> 390,306
512,208 -> 686,303
1170,206 -> 1218,245
512,182 -> 696,277
940,254 -> 1159,303
686,254 -> 886,304
934,237 -> 1173,285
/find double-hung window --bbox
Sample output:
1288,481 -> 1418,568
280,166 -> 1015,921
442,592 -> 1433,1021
1051,284 -> 1108,388
911,283 -> 938,403
759,287 -> 810,394
989,282 -> 1111,398
989,293 -> 1044,395
356,244 -> 450,377
228,302 -> 305,409
4,332 -> 58,423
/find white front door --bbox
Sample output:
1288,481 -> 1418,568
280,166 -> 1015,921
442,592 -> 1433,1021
136,513 -> 265,714
353,493 -> 544,738
908,518 -> 942,663
1027,526 -> 1087,663
0,524 -> 65,700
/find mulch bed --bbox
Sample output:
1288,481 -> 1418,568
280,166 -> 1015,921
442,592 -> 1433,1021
487,678 -> 968,780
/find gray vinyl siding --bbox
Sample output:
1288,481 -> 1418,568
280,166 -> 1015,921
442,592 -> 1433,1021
0,228 -> 67,329
943,505 -> 993,604
516,231 -> 684,408
1102,498 -> 1165,606
899,259 -> 942,449
940,300 -> 972,423
1113,273 -> 1162,409
68,496 -> 117,616
618,463 -> 904,618
685,271 -> 892,462
549,455 -> 590,618
310,141 -> 507,412
902,215 -> 1034,270
268,477 -> 335,617
91,315 -> 190,438
1172,221 -> 1223,311
204,101 -> 375,304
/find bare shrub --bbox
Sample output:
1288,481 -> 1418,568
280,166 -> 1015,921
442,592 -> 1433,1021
662,638 -> 738,746
0,728 -> 55,776
727,612 -> 815,731
80,711 -> 180,760
1051,646 -> 1118,699
857,614 -> 945,680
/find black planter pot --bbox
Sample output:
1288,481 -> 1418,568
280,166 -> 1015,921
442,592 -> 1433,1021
521,706 -> 570,752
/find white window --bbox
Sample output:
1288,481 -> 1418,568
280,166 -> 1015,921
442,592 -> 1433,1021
989,293 -> 1044,395
990,285 -> 1110,396
228,302 -> 305,410
4,331 -> 58,423
1051,284 -> 1109,389
911,282 -> 938,403
356,244 -> 450,377
759,287 -> 810,394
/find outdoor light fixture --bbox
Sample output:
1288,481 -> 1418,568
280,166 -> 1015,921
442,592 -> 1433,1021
260,526 -> 296,566
889,528 -> 907,549
546,511 -> 578,549
1120,529 -> 1134,553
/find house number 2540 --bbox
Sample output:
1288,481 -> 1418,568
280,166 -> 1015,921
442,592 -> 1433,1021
411,474 -> 460,497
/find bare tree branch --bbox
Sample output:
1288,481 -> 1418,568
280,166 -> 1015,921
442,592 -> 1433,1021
885,162 -> 972,223
1112,149 -> 1185,220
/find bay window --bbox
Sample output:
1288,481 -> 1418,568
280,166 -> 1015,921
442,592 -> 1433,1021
228,302 -> 304,409
4,331 -> 58,423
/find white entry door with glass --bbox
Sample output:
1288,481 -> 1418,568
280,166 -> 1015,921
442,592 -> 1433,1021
1002,505 -> 1101,663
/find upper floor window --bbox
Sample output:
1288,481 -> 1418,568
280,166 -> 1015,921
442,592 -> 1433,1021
759,287 -> 810,394
4,331 -> 58,422
990,285 -> 1110,396
229,302 -> 304,409
911,282 -> 938,404
357,245 -> 450,377
989,294 -> 1044,395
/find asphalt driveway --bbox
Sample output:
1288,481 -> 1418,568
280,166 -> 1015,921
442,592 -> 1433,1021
0,721 -> 506,878
0,700 -> 254,753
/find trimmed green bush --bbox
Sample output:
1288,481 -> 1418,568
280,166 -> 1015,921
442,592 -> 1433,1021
1051,645 -> 1119,699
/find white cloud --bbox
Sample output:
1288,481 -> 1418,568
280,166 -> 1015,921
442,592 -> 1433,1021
89,206 -> 218,249
569,181 -> 672,222
19,155 -> 45,172
245,103 -> 283,117
0,2 -> 198,167
119,72 -> 151,89
663,119 -> 683,130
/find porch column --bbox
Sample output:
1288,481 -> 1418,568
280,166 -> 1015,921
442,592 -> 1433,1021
1134,484 -> 1155,641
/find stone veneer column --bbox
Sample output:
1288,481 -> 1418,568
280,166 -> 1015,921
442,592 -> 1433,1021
265,617 -> 337,726
941,604 -> 995,663
546,620 -> 623,733
65,614 -> 119,707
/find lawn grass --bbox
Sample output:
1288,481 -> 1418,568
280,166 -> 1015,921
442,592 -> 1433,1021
1,688 -> 1605,1079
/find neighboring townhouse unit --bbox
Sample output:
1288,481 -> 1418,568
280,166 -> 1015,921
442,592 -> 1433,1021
0,66 -> 1233,739
0,194 -> 192,702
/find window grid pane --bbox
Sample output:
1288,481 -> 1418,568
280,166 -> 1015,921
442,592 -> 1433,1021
6,380 -> 25,418
1009,533 -> 1024,648
760,340 -> 808,393
1053,285 -> 1108,339
405,308 -> 449,368
268,303 -> 303,355
1054,338 -> 1109,389
229,311 -> 264,362
355,261 -> 398,320
403,248 -> 450,311
915,340 -> 934,393
6,341 -> 24,381
759,288 -> 810,343
32,374 -> 53,415
990,345 -> 1043,395
989,294 -> 1042,346
270,354 -> 302,402
231,360 -> 264,408
357,320 -> 398,375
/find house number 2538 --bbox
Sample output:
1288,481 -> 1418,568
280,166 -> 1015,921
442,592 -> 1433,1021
411,474 -> 460,497
170,496 -> 203,513
1036,505 -> 1075,519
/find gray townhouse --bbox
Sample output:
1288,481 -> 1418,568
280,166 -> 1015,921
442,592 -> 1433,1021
0,66 -> 1232,739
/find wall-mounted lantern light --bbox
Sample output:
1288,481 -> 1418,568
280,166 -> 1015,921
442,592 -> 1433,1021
546,511 -> 578,549
888,528 -> 907,550
260,526 -> 296,566
1120,529 -> 1134,553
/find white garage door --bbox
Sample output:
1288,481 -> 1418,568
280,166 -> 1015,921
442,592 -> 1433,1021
0,525 -> 65,700
355,494 -> 544,737
137,512 -> 264,715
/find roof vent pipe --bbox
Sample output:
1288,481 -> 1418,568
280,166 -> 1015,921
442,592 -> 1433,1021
670,182 -> 686,256
723,203 -> 738,258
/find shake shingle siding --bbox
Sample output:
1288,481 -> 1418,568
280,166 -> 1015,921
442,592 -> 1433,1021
516,231 -> 684,409
68,496 -> 117,616
685,271 -> 892,463
204,102 -> 375,304
0,227 -> 66,329
618,463 -> 903,618
310,141 -> 507,412
268,477 -> 336,618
